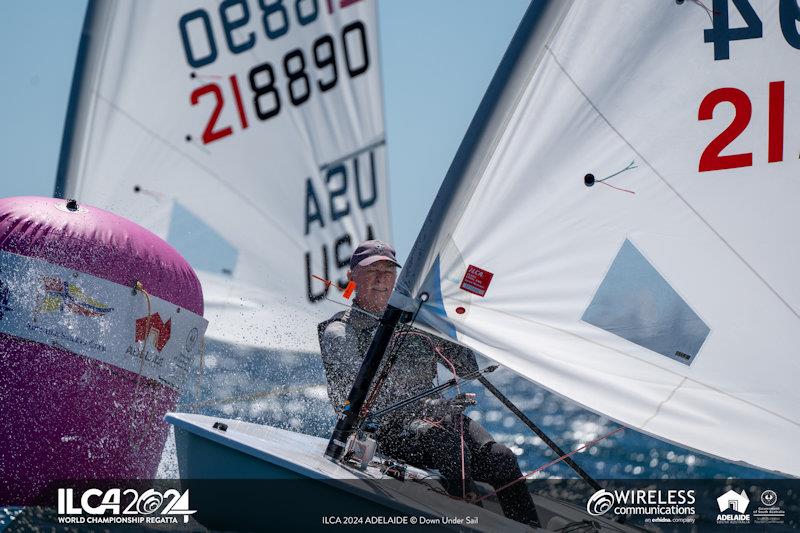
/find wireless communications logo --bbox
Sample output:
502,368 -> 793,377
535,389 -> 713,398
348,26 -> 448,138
587,490 -> 616,516
56,487 -> 196,525
586,488 -> 696,523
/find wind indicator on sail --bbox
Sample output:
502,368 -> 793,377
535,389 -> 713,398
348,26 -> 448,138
584,160 -> 638,194
311,274 -> 356,301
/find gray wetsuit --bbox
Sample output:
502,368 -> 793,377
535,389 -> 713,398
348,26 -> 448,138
318,305 -> 471,426
317,305 -> 540,526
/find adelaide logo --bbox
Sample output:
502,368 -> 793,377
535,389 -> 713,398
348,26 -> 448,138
716,489 -> 750,524
135,313 -> 172,351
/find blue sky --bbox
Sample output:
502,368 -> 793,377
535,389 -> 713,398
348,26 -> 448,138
0,0 -> 528,261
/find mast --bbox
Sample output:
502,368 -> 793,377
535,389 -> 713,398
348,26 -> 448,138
325,0 -> 575,460
325,306 -> 404,460
53,0 -> 101,199
392,0 -> 574,304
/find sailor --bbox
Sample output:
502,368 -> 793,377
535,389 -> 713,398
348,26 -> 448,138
318,240 -> 540,527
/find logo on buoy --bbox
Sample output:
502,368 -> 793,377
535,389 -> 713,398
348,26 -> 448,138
135,313 -> 172,351
184,328 -> 198,353
37,277 -> 114,317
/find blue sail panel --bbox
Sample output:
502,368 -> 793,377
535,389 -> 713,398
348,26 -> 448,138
167,202 -> 238,276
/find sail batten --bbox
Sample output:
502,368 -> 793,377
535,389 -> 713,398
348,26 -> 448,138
393,0 -> 800,476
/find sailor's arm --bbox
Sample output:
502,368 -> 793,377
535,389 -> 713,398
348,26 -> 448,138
319,323 -> 362,412
428,333 -> 479,377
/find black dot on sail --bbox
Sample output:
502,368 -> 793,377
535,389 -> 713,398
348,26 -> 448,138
133,185 -> 141,193
185,135 -> 192,142
584,173 -> 595,187
190,72 -> 196,79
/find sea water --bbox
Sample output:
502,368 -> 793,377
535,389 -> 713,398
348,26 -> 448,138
0,338 -> 786,531
159,338 -> 783,483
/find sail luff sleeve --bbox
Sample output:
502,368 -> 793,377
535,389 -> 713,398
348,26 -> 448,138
391,0 -> 575,309
54,0 -> 111,199
54,0 -> 96,198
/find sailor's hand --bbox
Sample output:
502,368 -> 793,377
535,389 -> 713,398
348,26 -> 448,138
420,397 -> 450,418
420,393 -> 476,417
449,392 -> 477,410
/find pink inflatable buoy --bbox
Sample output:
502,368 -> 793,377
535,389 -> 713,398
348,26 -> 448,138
0,197 -> 206,504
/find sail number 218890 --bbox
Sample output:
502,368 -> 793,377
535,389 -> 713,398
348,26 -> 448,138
179,0 -> 370,145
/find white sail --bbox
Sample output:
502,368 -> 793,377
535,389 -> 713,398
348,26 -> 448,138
392,0 -> 800,476
56,0 -> 390,352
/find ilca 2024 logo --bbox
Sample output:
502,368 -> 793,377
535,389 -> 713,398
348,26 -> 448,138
57,487 -> 196,525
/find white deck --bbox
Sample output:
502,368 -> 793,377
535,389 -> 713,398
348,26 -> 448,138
167,413 -> 645,532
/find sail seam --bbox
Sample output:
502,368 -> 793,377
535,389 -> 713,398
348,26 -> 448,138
469,303 -> 800,430
640,378 -> 686,430
318,137 -> 386,171
92,92 -> 303,251
545,46 -> 800,322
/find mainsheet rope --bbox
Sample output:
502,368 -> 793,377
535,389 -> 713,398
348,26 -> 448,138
470,427 -> 624,505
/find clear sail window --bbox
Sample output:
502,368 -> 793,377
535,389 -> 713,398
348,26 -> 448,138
582,239 -> 709,365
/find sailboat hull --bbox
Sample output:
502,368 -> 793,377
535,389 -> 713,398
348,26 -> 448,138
167,413 -> 644,532
173,422 -> 403,531
168,413 -> 531,532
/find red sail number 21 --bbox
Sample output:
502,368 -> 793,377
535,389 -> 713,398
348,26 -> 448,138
698,81 -> 784,172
